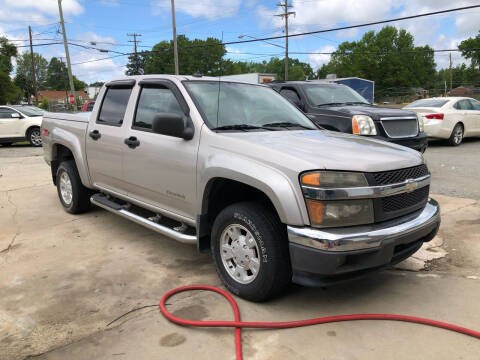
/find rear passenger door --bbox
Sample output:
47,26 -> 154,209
85,81 -> 135,195
454,99 -> 474,135
122,79 -> 200,222
468,99 -> 480,134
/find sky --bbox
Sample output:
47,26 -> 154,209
1,0 -> 480,84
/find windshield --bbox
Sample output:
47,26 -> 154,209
405,99 -> 449,108
304,85 -> 369,106
184,81 -> 317,130
11,105 -> 44,117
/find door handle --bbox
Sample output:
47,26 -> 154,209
89,130 -> 101,140
124,136 -> 140,149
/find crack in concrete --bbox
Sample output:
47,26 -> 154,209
0,233 -> 18,253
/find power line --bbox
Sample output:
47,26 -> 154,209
275,0 -> 295,80
127,33 -> 142,75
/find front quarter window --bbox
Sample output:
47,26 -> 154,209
184,81 -> 316,130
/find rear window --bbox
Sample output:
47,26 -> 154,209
405,99 -> 449,108
97,88 -> 132,125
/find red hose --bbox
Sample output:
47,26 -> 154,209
159,285 -> 480,360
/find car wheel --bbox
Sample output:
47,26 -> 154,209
27,127 -> 42,147
448,123 -> 464,146
56,161 -> 92,214
211,202 -> 291,302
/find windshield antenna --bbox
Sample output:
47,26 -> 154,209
216,31 -> 224,128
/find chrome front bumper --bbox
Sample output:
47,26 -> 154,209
287,198 -> 440,252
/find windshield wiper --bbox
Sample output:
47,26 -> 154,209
316,102 -> 346,107
212,124 -> 268,131
343,101 -> 370,105
262,122 -> 312,129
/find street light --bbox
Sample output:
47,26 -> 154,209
237,34 -> 284,48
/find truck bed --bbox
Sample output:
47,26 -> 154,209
44,112 -> 91,123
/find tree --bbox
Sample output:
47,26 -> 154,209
140,35 -> 226,76
14,52 -> 48,100
459,32 -> 480,70
317,26 -> 436,98
0,37 -> 20,104
46,57 -> 68,91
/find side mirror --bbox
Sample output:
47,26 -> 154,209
11,113 -> 21,118
152,113 -> 194,140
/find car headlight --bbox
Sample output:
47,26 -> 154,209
352,115 -> 377,136
301,171 -> 373,228
306,199 -> 374,227
417,114 -> 424,132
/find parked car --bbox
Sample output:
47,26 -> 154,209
82,100 -> 95,112
0,105 -> 44,146
41,75 -> 440,301
267,81 -> 428,152
404,97 -> 480,146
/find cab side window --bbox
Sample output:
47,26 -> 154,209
133,87 -> 184,130
0,108 -> 17,119
97,87 -> 132,126
280,88 -> 301,107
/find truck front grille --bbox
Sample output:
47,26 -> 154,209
371,164 -> 429,185
381,117 -> 418,138
382,186 -> 429,213
366,165 -> 430,222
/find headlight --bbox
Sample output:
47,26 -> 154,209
301,171 -> 368,188
301,171 -> 373,228
352,115 -> 377,135
306,199 -> 374,227
417,114 -> 424,132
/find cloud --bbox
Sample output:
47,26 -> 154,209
307,45 -> 337,69
151,0 -> 241,20
2,0 -> 83,16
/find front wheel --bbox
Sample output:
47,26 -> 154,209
448,123 -> 464,146
27,127 -> 42,147
211,202 -> 292,302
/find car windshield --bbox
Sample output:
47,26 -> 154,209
11,105 -> 44,116
304,85 -> 369,106
405,99 -> 449,108
184,81 -> 317,130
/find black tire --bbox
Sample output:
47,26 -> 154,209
27,127 -> 42,147
211,202 -> 291,302
448,123 -> 464,146
56,161 -> 92,214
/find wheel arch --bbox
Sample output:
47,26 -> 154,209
50,142 -> 91,188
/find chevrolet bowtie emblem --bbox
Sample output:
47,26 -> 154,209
404,179 -> 418,193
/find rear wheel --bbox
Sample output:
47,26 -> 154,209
448,123 -> 464,146
211,202 -> 291,302
27,127 -> 42,147
56,161 -> 92,214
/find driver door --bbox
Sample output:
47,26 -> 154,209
0,108 -> 22,137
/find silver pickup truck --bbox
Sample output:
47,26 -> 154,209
42,75 -> 440,301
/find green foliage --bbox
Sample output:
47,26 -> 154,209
0,71 -> 21,104
0,37 -> 17,74
45,57 -> 86,91
14,52 -> 48,100
38,97 -> 49,110
459,32 -> 480,69
73,76 -> 86,91
316,26 -> 436,96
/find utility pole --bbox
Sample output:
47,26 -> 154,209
127,33 -> 142,75
28,26 -> 38,105
57,0 -> 77,111
449,52 -> 453,93
275,0 -> 295,81
171,0 -> 179,75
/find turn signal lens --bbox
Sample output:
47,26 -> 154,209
306,200 -> 324,224
301,173 -> 321,186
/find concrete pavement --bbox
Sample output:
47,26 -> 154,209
1,146 -> 479,360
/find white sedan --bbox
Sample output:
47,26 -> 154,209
404,97 -> 480,146
0,105 -> 44,147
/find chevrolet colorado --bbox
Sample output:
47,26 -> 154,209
42,75 -> 440,301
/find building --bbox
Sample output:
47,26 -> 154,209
323,77 -> 375,103
38,90 -> 89,104
219,73 -> 277,84
450,86 -> 473,96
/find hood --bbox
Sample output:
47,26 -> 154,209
312,104 -> 417,121
215,130 -> 423,173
